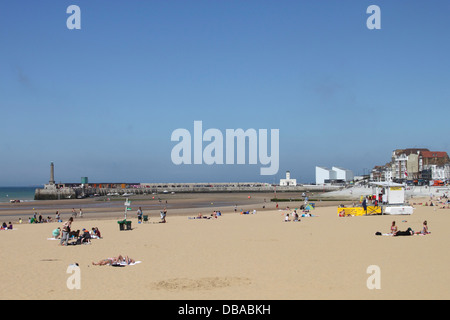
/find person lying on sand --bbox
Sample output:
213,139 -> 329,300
393,227 -> 414,236
92,255 -> 135,266
188,213 -> 211,219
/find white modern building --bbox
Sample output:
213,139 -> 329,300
280,171 -> 297,186
315,166 -> 354,185
332,166 -> 354,182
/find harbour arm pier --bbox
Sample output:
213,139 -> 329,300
34,163 -> 341,200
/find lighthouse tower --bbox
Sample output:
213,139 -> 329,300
49,162 -> 55,185
44,162 -> 57,190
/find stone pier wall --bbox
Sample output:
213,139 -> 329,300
34,184 -> 342,200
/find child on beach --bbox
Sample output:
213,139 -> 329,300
52,227 -> 61,239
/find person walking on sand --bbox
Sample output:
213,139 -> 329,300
137,207 -> 143,223
60,217 -> 73,246
160,208 -> 167,223
362,197 -> 367,214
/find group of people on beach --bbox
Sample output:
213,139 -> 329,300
1,221 -> 13,230
57,217 -> 102,246
23,209 -> 85,225
137,207 -> 167,223
53,216 -> 137,267
189,210 -> 223,219
388,220 -> 430,236
283,207 -> 316,222
27,212 -> 55,224
71,208 -> 84,218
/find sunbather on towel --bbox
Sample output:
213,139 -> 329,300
92,255 -> 135,266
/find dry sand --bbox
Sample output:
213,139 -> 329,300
1,194 -> 449,300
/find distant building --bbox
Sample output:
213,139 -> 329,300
370,148 -> 450,183
315,166 -> 353,185
279,171 -> 297,186
332,166 -> 354,182
391,148 -> 428,180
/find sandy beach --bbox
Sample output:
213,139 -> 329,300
1,192 -> 449,300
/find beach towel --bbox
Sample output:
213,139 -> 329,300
111,261 -> 142,267
375,232 -> 393,236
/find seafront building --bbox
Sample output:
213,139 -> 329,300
370,148 -> 450,184
279,171 -> 297,186
315,166 -> 354,185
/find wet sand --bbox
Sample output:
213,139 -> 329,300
0,192 -> 347,222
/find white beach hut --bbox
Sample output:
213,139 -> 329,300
369,182 -> 414,215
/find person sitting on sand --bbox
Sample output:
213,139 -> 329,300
390,221 -> 398,235
92,255 -> 135,266
78,228 -> 91,244
52,227 -> 61,239
416,220 -> 430,235
284,213 -> 290,222
91,227 -> 102,238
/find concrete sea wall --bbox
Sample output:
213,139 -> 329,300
34,184 -> 343,200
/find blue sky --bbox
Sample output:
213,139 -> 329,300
1,0 -> 449,186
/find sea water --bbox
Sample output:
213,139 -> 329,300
0,187 -> 38,203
